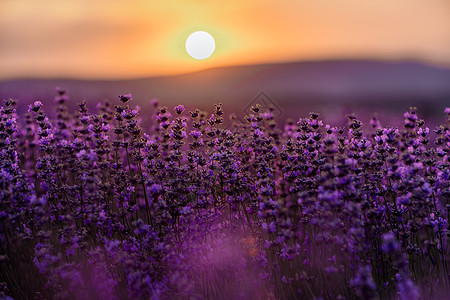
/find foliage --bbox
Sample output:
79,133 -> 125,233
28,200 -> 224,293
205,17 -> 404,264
0,90 -> 449,299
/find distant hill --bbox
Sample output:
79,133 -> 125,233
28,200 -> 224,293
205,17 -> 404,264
1,59 -> 449,124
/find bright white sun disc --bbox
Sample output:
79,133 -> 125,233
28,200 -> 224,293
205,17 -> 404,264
186,31 -> 215,60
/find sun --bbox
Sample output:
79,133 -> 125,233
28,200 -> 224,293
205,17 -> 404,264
185,31 -> 215,60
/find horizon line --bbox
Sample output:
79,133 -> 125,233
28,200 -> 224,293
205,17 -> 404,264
1,57 -> 450,82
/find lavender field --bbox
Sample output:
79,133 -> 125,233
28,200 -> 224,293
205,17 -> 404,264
1,88 -> 450,300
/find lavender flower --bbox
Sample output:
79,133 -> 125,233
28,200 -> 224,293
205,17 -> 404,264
28,100 -> 43,112
174,104 -> 185,115
1,92 -> 449,300
118,93 -> 132,103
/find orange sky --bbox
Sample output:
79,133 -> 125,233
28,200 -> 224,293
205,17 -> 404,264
0,0 -> 449,79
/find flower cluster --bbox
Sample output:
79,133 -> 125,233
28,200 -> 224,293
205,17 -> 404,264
0,89 -> 449,300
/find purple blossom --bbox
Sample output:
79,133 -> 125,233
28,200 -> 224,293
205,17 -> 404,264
1,92 -> 449,300
174,104 -> 185,115
118,93 -> 132,103
28,100 -> 43,112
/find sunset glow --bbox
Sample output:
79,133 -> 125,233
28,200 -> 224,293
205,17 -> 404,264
0,0 -> 449,79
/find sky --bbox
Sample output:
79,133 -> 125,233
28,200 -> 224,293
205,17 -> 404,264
0,0 -> 449,79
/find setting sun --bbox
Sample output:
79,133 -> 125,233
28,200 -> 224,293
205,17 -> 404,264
185,31 -> 215,60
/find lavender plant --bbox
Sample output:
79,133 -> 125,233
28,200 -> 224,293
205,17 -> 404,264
0,89 -> 449,300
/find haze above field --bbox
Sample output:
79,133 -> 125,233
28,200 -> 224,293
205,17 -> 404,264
1,0 -> 449,79
1,60 -> 449,125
